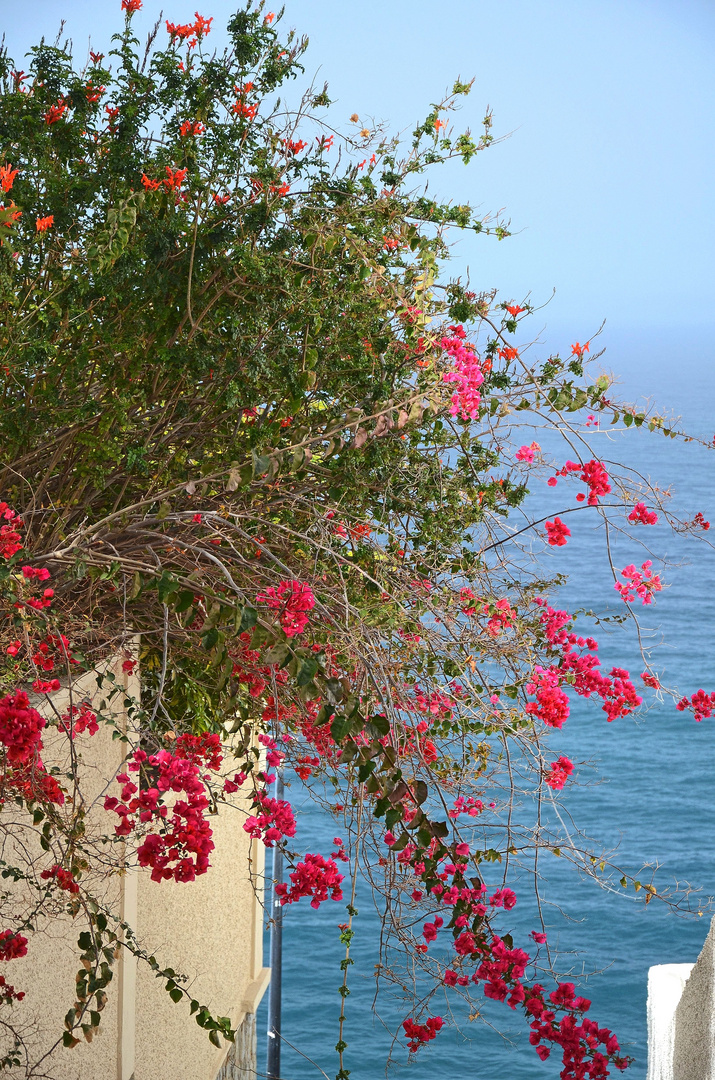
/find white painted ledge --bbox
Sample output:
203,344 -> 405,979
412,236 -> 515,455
647,963 -> 694,1080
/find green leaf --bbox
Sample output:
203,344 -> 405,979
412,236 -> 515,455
251,450 -> 272,479
238,605 -> 258,632
157,572 -> 180,603
169,987 -> 183,1003
412,780 -> 428,805
324,678 -> 343,705
357,760 -> 376,782
296,655 -> 319,686
174,590 -> 194,614
330,715 -> 351,742
264,643 -> 291,667
389,831 -> 410,852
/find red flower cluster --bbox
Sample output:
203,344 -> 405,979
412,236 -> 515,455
283,138 -> 307,155
32,633 -> 73,672
256,579 -> 315,637
294,753 -> 320,780
43,99 -> 66,125
233,85 -> 258,120
0,502 -> 22,559
529,600 -> 642,724
441,326 -> 484,421
243,788 -> 296,847
483,598 -> 515,637
515,441 -> 540,463
448,795 -> 483,819
59,702 -> 98,739
526,668 -> 571,728
526,982 -> 626,1076
614,561 -> 663,605
490,887 -> 517,910
0,931 -> 28,961
85,82 -> 104,103
544,755 -> 574,790
676,688 -> 715,722
233,100 -> 258,120
104,740 -> 220,882
0,691 -> 45,764
545,517 -> 570,547
402,1015 -> 443,1052
0,165 -> 18,194
275,853 -> 344,909
166,13 -> 213,46
141,167 -> 187,193
32,678 -> 60,694
2,763 -> 64,806
121,0 -> 142,12
180,120 -> 205,137
459,586 -> 478,615
410,685 -> 453,718
0,975 -> 24,1003
40,864 -> 79,893
548,459 -> 610,507
175,730 -> 222,770
629,501 -> 658,525
21,565 -> 50,582
579,459 -> 611,505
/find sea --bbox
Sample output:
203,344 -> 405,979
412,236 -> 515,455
256,324 -> 715,1080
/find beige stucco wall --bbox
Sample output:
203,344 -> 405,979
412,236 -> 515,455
0,654 -> 269,1080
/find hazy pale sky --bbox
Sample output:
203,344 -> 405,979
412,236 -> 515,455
6,1 -> 714,337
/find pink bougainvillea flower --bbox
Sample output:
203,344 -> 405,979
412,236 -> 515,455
545,517 -> 570,546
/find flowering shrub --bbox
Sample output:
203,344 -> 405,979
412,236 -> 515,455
0,1 -> 709,1076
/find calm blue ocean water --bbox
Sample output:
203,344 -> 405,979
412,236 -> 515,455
257,326 -> 715,1080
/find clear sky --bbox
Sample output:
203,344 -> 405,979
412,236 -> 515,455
6,0 -> 715,337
